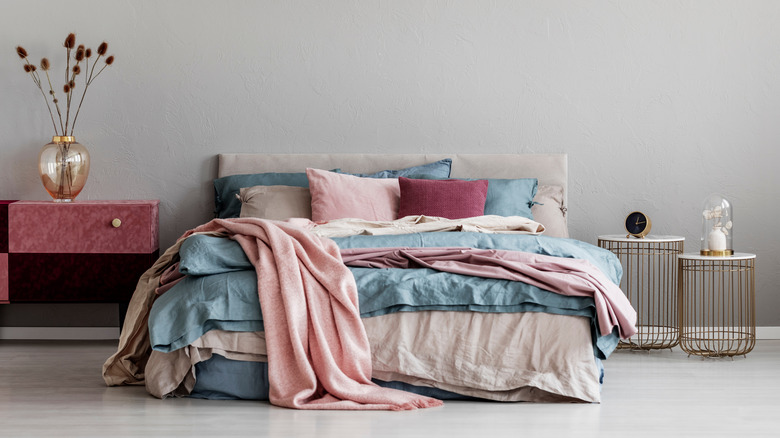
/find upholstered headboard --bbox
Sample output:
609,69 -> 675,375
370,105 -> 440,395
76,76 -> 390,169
218,153 -> 568,206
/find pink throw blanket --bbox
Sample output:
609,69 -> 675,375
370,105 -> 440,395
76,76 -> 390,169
340,247 -> 637,339
184,219 -> 442,410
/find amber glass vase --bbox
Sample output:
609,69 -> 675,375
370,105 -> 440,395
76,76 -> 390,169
38,136 -> 90,202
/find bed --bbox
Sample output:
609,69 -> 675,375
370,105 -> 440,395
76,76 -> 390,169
103,153 -> 635,408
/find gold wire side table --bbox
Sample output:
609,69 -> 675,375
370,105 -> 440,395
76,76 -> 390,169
678,253 -> 756,358
598,235 -> 684,350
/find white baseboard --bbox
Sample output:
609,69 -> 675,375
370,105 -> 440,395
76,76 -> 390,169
0,326 -> 119,340
1,326 -> 779,341
757,327 -> 780,340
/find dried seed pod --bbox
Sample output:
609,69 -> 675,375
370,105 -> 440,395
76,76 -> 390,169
85,48 -> 92,58
75,47 -> 85,61
16,46 -> 28,58
23,64 -> 32,72
63,84 -> 70,93
105,55 -> 114,65
73,65 -> 81,74
97,42 -> 108,55
41,58 -> 50,71
64,33 -> 76,49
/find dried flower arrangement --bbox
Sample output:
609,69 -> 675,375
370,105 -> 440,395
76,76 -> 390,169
16,33 -> 115,137
702,204 -> 733,252
702,205 -> 733,236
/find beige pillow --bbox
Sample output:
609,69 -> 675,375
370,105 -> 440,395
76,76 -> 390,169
238,185 -> 312,220
531,185 -> 569,238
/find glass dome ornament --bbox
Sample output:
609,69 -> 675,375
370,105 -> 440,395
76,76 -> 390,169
700,194 -> 733,256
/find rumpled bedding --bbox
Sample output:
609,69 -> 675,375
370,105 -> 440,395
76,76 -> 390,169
152,231 -> 627,358
106,218 -> 443,411
105,215 -> 632,405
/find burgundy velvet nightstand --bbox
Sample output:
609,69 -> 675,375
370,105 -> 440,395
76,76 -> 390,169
0,200 -> 159,325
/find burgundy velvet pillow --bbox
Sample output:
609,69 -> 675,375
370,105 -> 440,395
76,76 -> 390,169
397,177 -> 489,219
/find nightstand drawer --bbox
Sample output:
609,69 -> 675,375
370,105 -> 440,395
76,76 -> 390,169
0,254 -> 8,303
9,200 -> 159,254
8,252 -> 157,302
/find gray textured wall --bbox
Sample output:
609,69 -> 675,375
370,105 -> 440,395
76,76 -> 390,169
1,1 -> 778,328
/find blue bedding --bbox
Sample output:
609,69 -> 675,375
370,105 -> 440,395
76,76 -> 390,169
177,232 -> 622,284
190,354 -> 605,401
150,232 -> 623,358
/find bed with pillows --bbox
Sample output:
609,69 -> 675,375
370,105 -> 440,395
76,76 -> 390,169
103,154 -> 634,406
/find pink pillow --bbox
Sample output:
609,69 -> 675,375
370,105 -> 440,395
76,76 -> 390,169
306,168 -> 399,222
397,177 -> 489,219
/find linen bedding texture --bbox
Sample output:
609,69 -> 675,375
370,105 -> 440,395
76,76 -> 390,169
146,312 -> 604,403
138,217 -> 633,404
149,230 -> 626,358
103,215 -> 633,406
107,218 -> 444,411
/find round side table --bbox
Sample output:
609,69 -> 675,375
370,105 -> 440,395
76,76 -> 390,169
678,253 -> 756,357
598,235 -> 684,350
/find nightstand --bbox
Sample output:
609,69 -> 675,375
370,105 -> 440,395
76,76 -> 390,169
678,253 -> 756,357
598,235 -> 684,350
1,200 -> 159,325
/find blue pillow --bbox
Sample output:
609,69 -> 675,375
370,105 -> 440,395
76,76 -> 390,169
340,159 -> 452,179
462,178 -> 538,219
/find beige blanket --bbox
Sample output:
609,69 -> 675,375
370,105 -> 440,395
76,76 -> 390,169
146,311 -> 600,403
297,214 -> 545,238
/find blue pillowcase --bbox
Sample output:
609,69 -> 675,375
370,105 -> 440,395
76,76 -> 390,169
456,178 -> 538,219
213,172 -> 315,219
482,178 -> 538,219
339,158 -> 452,179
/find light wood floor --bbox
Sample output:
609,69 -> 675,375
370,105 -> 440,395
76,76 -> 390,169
1,340 -> 779,438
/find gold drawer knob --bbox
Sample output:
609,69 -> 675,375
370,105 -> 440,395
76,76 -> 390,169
111,218 -> 122,228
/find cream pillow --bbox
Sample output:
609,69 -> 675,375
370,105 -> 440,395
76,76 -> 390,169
531,185 -> 569,238
238,185 -> 312,220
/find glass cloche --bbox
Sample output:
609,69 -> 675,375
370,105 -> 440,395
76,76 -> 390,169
700,194 -> 733,256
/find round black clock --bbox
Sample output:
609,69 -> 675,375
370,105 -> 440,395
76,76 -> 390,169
625,211 -> 651,238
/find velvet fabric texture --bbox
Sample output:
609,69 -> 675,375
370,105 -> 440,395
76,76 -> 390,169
397,178 -> 489,220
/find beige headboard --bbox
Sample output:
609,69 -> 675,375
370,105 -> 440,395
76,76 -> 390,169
218,153 -> 568,207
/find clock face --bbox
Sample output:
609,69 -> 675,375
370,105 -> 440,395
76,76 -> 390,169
625,211 -> 650,237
